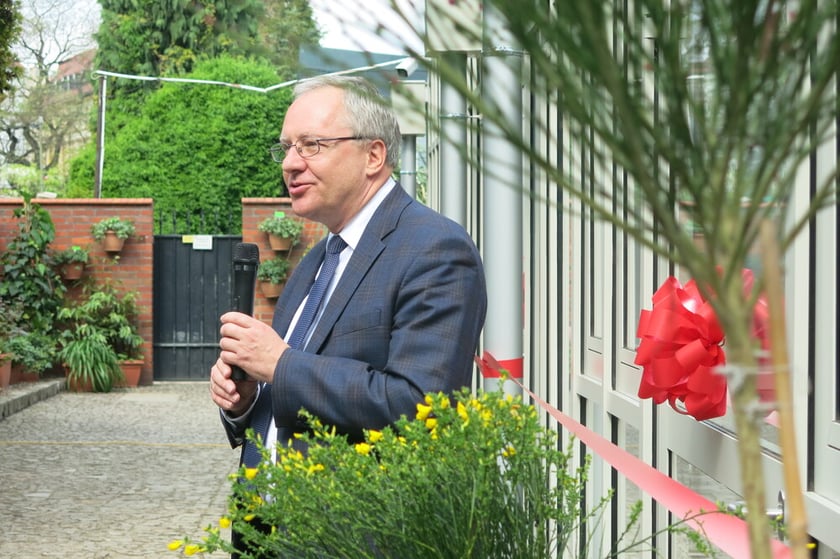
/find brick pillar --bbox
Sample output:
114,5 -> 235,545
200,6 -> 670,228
241,198 -> 327,325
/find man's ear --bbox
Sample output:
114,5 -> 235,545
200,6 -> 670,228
365,139 -> 388,175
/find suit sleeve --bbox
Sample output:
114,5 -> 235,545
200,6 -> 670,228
271,227 -> 487,440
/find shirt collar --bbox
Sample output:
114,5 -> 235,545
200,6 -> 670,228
332,178 -> 396,250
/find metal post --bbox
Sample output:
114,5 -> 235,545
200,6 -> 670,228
439,52 -> 468,226
94,75 -> 107,198
481,4 -> 524,396
400,135 -> 417,198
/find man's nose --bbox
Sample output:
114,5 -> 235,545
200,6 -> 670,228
282,148 -> 306,171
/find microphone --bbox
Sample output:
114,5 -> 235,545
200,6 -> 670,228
230,242 -> 259,380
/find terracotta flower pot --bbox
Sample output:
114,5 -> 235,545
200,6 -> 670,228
66,375 -> 93,393
259,281 -> 284,299
10,365 -> 38,384
267,233 -> 294,252
0,356 -> 11,392
102,231 -> 125,253
117,359 -> 144,388
60,262 -> 85,281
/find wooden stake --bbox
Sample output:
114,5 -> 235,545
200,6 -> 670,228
759,220 -> 809,558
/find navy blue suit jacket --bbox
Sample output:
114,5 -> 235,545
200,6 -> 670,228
225,184 -> 487,449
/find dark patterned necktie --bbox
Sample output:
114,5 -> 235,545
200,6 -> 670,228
241,235 -> 347,467
285,235 -> 347,350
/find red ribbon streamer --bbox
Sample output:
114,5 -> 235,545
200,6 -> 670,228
475,351 -> 523,379
476,351 -> 791,557
634,270 -> 772,421
508,375 -> 792,559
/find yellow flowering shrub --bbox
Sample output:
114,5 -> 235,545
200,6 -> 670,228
171,387 -> 710,558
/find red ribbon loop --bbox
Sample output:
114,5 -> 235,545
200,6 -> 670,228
635,270 -> 773,421
635,276 -> 727,420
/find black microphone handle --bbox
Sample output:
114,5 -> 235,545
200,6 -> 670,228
230,244 -> 259,381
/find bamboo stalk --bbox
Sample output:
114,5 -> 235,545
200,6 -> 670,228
759,219 -> 809,558
727,335 -> 773,559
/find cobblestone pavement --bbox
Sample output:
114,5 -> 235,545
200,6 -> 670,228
0,382 -> 239,558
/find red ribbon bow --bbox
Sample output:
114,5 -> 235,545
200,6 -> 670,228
635,276 -> 727,420
635,270 -> 772,421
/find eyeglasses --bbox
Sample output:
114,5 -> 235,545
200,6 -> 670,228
269,136 -> 367,162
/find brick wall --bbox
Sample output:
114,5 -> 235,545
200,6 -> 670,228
241,198 -> 327,325
0,197 -> 326,384
0,198 -> 155,384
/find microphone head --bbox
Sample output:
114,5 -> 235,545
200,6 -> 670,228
233,242 -> 260,264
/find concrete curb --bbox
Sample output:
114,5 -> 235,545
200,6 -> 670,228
0,378 -> 65,420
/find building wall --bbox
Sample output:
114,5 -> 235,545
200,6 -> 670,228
425,33 -> 840,559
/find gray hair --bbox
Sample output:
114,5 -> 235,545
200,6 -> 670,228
293,75 -> 401,169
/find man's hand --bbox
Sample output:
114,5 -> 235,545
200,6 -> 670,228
218,312 -> 289,384
209,356 -> 258,417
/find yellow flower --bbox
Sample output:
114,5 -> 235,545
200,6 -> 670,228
457,401 -> 469,422
167,539 -> 183,551
183,543 -> 202,556
502,445 -> 516,458
355,442 -> 372,455
425,418 -> 438,430
244,513 -> 256,522
368,430 -> 383,443
244,468 -> 258,480
424,393 -> 435,405
307,463 -> 325,474
416,403 -> 432,421
219,516 -> 231,529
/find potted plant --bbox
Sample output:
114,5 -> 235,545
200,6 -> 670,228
0,299 -> 23,391
91,216 -> 136,253
53,246 -> 90,281
256,256 -> 291,299
257,212 -> 303,252
58,282 -> 145,391
0,192 -> 65,380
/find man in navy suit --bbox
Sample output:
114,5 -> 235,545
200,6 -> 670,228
209,74 -> 486,555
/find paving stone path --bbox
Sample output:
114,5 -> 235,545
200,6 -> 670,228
0,381 -> 239,558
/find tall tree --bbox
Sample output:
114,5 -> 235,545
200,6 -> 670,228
90,0 -> 318,145
0,0 -> 22,102
79,0 -> 319,211
0,0 -> 98,191
94,0 -> 265,96
68,55 -> 289,232
258,0 -> 321,72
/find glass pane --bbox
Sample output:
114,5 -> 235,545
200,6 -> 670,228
678,0 -> 782,449
614,422 -> 645,558
672,454 -> 742,558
